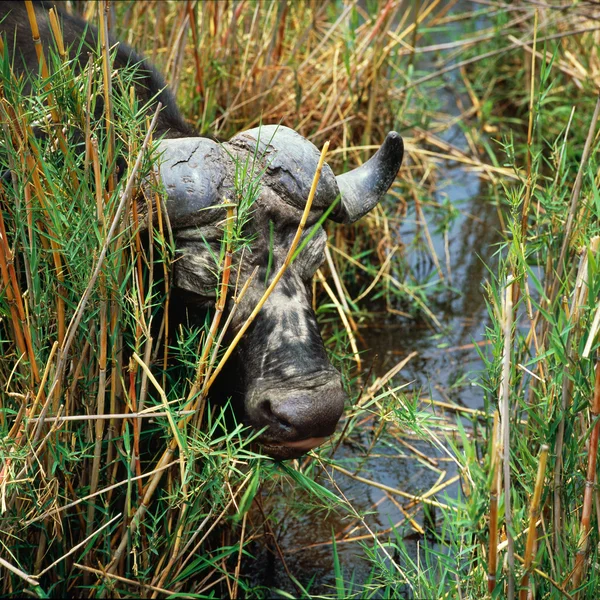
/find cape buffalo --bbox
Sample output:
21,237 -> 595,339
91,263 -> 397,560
0,1 -> 403,459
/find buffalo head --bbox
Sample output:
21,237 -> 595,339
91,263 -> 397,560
151,125 -> 403,459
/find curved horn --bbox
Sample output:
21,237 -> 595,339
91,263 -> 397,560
153,137 -> 227,229
331,132 -> 404,224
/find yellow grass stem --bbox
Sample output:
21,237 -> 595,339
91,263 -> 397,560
0,186 -> 28,359
356,351 -> 417,409
24,1 -> 70,162
106,140 -> 330,579
200,266 -> 259,398
0,556 -> 39,588
328,462 -> 453,511
488,410 -> 501,594
324,245 -> 360,335
572,362 -> 600,594
316,269 -> 362,371
74,563 -> 177,597
27,460 -> 180,526
500,276 -> 516,599
520,444 -> 549,599
330,243 -> 442,327
30,105 -> 162,451
132,353 -> 186,465
28,341 -> 59,421
353,244 -> 400,303
27,411 -> 195,423
37,513 -> 121,578
99,0 -> 115,193
47,8 -> 65,60
203,140 -> 330,393
0,179 -> 41,388
521,9 -> 538,240
188,205 -> 235,424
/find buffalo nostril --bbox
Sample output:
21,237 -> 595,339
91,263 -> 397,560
259,399 -> 293,430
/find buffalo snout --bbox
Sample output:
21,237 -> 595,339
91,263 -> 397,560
246,375 -> 345,460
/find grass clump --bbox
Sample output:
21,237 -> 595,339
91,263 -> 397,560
2,1 -> 600,599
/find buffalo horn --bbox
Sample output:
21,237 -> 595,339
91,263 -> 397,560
331,132 -> 404,224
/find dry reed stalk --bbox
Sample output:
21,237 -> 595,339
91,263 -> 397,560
166,471 -> 254,586
316,269 -> 362,371
329,244 -> 442,327
352,244 -> 400,303
394,24 -> 600,97
520,444 -> 549,599
412,186 -> 444,280
520,9 -> 538,240
23,0 -> 69,158
0,184 -> 28,359
507,33 -> 585,88
186,1 -> 204,97
551,90 -> 600,303
28,411 -> 195,423
571,361 -> 600,594
27,460 -> 180,526
99,0 -> 115,193
488,410 -> 501,594
74,563 -> 177,597
37,512 -> 121,578
29,105 -> 161,454
231,511 -> 248,600
512,553 -> 575,600
317,458 -> 414,593
0,138 -> 42,388
0,556 -> 39,588
165,4 -> 189,94
26,342 -> 58,431
188,205 -> 235,426
86,136 -> 109,545
132,353 -> 185,462
201,266 -> 258,393
552,239 -> 598,552
203,141 -> 331,392
355,351 -> 418,410
145,164 -> 172,386
499,276 -> 516,599
324,246 -> 360,333
583,305 -> 600,359
47,8 -> 66,60
328,463 -> 453,511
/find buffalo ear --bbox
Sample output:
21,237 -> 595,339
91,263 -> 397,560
331,132 -> 404,224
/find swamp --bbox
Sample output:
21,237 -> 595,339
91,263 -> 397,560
1,0 -> 600,598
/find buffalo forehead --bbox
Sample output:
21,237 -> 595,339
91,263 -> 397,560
228,125 -> 340,212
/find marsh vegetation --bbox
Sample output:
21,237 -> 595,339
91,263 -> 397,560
1,0 -> 600,598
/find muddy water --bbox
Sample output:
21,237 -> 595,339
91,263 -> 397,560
252,2 -> 503,595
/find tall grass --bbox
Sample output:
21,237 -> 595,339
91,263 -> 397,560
1,0 -> 600,598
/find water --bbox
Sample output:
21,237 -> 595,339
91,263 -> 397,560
250,1 -> 503,594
